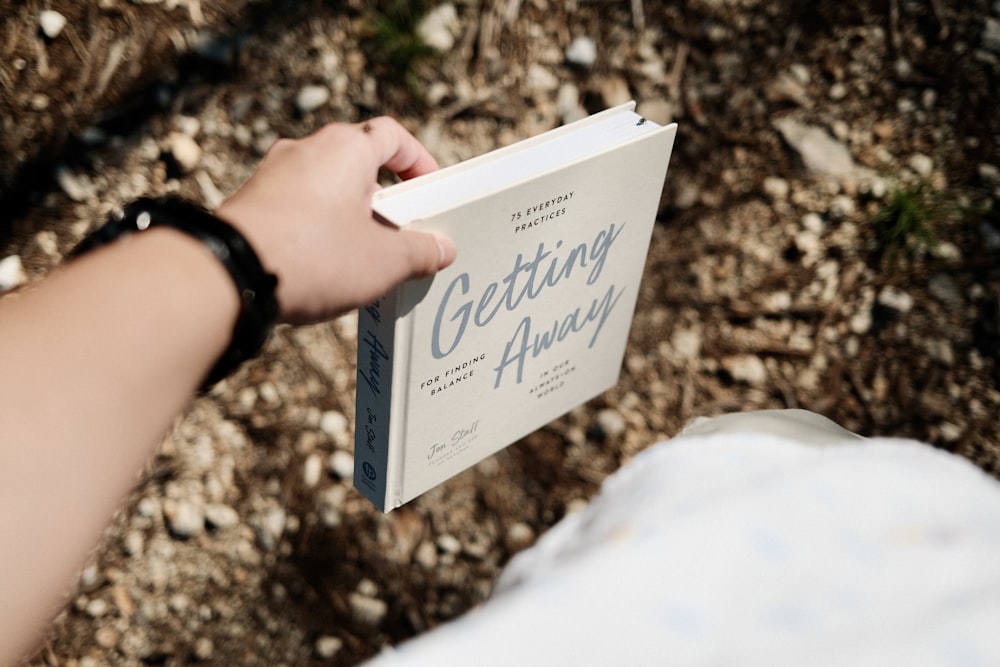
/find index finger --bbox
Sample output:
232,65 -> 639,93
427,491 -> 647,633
360,116 -> 439,180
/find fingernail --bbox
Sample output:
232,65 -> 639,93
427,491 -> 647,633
436,236 -> 457,267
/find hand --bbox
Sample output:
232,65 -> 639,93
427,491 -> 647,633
215,117 -> 457,325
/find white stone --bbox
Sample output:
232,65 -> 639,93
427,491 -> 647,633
257,381 -> 280,405
978,163 -> 1000,186
908,153 -> 934,178
525,63 -> 559,93
982,17 -> 1000,54
55,166 -> 95,202
722,355 -> 767,386
163,500 -> 204,539
85,598 -> 109,618
877,286 -> 914,313
303,453 -> 323,487
795,230 -> 822,265
319,410 -> 348,440
565,35 -> 598,68
828,194 -> 856,220
35,230 -> 58,258
164,132 -> 201,173
766,72 -> 812,108
319,486 -> 346,527
939,421 -> 963,442
39,10 -> 67,38
505,522 -> 536,552
414,541 -> 437,568
0,255 -> 26,291
315,635 -> 343,660
670,328 -> 702,360
204,503 -> 240,530
295,85 -> 330,114
762,291 -> 792,312
262,507 -> 286,539
436,533 -> 461,554
194,638 -> 214,660
596,409 -> 626,438
762,176 -> 789,201
252,505 -> 286,550
349,593 -> 388,627
137,496 -> 160,517
123,530 -> 145,556
849,308 -> 873,335
773,117 -> 856,177
556,83 -> 586,124
327,450 -> 354,480
801,212 -> 825,234
927,339 -> 955,366
417,3 -> 459,52
636,97 -> 673,125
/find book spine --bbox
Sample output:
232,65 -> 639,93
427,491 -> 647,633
353,289 -> 399,511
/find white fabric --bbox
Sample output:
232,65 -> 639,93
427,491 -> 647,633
366,411 -> 1000,666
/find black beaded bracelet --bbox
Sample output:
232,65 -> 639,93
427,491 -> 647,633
70,196 -> 280,390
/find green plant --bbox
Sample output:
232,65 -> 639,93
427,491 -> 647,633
363,0 -> 435,91
873,182 -> 940,267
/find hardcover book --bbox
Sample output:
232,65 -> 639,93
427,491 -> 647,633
354,102 -> 677,511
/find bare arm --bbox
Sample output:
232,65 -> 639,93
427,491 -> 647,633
0,118 -> 455,663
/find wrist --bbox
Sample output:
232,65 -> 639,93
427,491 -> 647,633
71,196 -> 280,389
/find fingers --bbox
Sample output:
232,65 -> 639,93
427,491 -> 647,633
354,116 -> 439,180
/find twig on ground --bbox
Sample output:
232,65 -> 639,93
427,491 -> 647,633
631,0 -> 645,32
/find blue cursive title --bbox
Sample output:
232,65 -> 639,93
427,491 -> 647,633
430,222 -> 626,388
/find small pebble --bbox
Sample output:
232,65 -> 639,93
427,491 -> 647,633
164,132 -> 201,173
436,533 -> 461,555
253,506 -> 286,550
565,35 -> 598,68
596,409 -> 627,439
86,598 -> 109,618
349,593 -> 387,627
39,10 -> 67,38
296,85 -> 330,114
314,635 -> 343,660
204,503 -> 240,530
908,153 -> 934,178
164,500 -> 204,539
504,522 -> 535,552
763,176 -> 790,201
303,453 -> 323,487
95,625 -> 119,649
123,530 -> 145,556
319,410 -> 349,442
877,286 -> 914,314
55,166 -> 95,202
0,255 -> 26,291
722,355 -> 768,386
416,2 -> 459,51
414,541 -> 437,568
194,637 -> 215,661
328,450 -> 354,480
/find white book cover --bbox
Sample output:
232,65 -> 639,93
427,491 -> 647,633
355,102 -> 677,511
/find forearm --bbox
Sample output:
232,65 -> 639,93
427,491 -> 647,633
0,117 -> 454,664
0,228 -> 238,662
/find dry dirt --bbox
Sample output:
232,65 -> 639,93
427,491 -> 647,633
2,0 -> 999,665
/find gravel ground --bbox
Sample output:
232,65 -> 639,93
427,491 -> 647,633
2,1 -> 999,665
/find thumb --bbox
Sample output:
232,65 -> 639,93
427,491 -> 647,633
396,229 -> 457,279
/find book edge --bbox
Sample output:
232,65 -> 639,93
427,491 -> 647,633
372,101 -> 644,226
